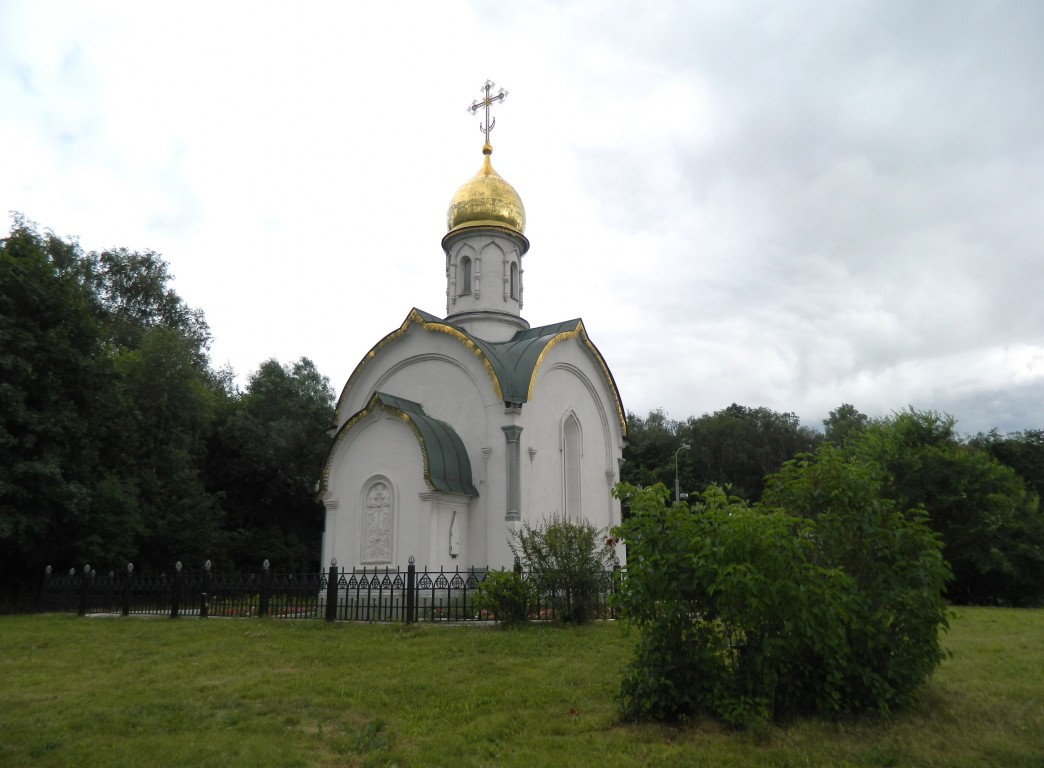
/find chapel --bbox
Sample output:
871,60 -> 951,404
318,83 -> 626,571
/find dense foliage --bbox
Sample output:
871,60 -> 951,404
972,429 -> 1044,499
5,214 -> 1042,613
613,460 -> 950,725
843,410 -> 1044,606
475,569 -> 530,626
623,403 -> 1044,606
206,358 -> 334,571
511,515 -> 619,624
623,404 -> 821,501
1,217 -> 333,608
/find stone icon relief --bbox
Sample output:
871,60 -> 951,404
363,481 -> 393,563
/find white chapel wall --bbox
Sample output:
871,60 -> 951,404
338,328 -> 496,418
321,416 -> 430,571
329,328 -> 510,569
377,354 -> 503,569
518,343 -> 624,538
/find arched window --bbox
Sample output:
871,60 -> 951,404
510,262 -> 519,300
563,414 -> 582,520
459,256 -> 472,296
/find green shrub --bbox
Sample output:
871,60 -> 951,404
512,515 -> 618,624
761,446 -> 951,712
476,570 -> 529,626
613,458 -> 950,725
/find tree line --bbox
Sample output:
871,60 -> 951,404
4,215 -> 1042,609
1,217 -> 333,609
623,404 -> 1044,606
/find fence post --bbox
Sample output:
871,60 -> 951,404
405,556 -> 416,624
200,560 -> 211,619
325,559 -> 338,622
122,563 -> 133,616
170,561 -> 182,618
78,564 -> 91,616
259,559 -> 271,617
41,565 -> 51,613
64,568 -> 74,612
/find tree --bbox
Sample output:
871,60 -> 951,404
848,409 -> 1044,606
1,217 -> 225,600
1,219 -> 96,592
206,358 -> 334,571
972,429 -> 1044,500
0,218 -> 128,605
680,404 -> 821,500
823,403 -> 869,445
2,215 -> 338,604
621,405 -> 821,503
116,326 -> 226,570
620,409 -> 680,489
85,246 -> 211,363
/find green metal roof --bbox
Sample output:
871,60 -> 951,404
370,392 -> 478,497
411,310 -> 615,408
471,319 -> 586,405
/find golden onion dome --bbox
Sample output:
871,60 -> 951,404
446,143 -> 526,235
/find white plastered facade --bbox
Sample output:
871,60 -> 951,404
318,209 -> 626,573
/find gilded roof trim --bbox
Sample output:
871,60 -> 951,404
441,225 -> 530,255
332,308 -> 504,425
330,309 -> 627,439
422,322 -> 505,401
523,321 -> 628,437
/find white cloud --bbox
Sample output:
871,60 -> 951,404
3,0 -> 1043,436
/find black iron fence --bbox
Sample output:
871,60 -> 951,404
40,558 -> 620,623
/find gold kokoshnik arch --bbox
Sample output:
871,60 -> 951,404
331,309 -> 626,437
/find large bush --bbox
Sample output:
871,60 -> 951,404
511,515 -> 618,624
613,453 -> 950,725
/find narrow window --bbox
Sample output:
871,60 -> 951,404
563,414 -> 581,520
510,262 -> 519,300
459,256 -> 472,296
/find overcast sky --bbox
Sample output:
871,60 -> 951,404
3,0 -> 1043,435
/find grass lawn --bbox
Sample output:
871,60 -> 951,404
1,607 -> 1041,767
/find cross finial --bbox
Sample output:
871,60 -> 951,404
467,80 -> 508,145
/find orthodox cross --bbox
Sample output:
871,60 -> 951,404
467,79 -> 508,143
